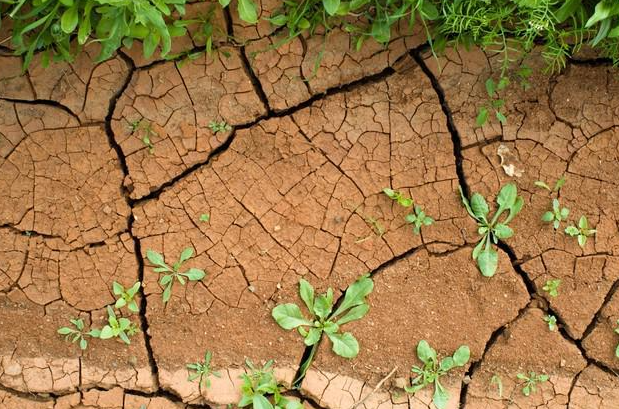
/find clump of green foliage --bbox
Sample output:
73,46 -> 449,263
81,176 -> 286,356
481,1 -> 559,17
272,275 -> 373,360
535,177 -> 566,193
208,120 -> 232,133
476,77 -> 509,127
542,278 -> 561,297
565,215 -> 596,248
459,184 -> 523,277
113,281 -> 141,313
542,199 -> 570,230
614,320 -> 619,359
405,340 -> 470,409
146,247 -> 206,305
199,213 -> 210,222
187,350 -> 221,388
383,188 -> 434,235
57,318 -> 98,350
130,120 -> 157,155
517,371 -> 549,396
543,314 -> 557,331
238,359 -> 303,409
89,306 -> 140,345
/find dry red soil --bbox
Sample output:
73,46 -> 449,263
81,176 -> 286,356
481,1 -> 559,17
1,9 -> 619,409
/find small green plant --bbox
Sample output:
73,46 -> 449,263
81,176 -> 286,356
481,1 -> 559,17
383,188 -> 413,207
459,184 -> 524,277
404,205 -> 434,235
517,372 -> 549,397
57,318 -> 98,350
89,306 -> 138,345
490,374 -> 503,398
543,315 -> 557,331
541,199 -> 569,230
130,120 -> 157,154
476,77 -> 508,127
238,359 -> 303,409
208,120 -> 232,134
187,350 -> 221,388
272,275 -> 373,361
614,320 -> 619,359
146,247 -> 206,305
199,213 -> 210,222
404,340 -> 470,409
565,216 -> 596,248
542,279 -> 561,298
113,281 -> 141,313
535,176 -> 566,193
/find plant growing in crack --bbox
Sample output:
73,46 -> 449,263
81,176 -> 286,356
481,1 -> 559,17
476,77 -> 509,127
208,120 -> 232,134
542,279 -> 561,297
383,188 -> 434,235
271,275 -> 374,380
238,359 -> 303,409
57,318 -> 98,350
541,198 -> 569,230
113,281 -> 141,313
517,372 -> 549,396
614,320 -> 619,359
459,183 -> 524,277
130,119 -> 157,154
146,247 -> 206,305
89,306 -> 139,345
543,315 -> 557,331
187,350 -> 221,388
404,340 -> 470,409
565,215 -> 596,248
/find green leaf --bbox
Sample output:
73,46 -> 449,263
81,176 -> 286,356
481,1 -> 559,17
179,247 -> 194,264
335,304 -> 369,326
578,215 -> 588,229
452,345 -> 470,366
476,107 -> 489,127
578,234 -> 587,248
586,0 -> 619,28
534,181 -> 551,191
60,5 -> 79,34
478,247 -> 498,277
383,188 -> 396,199
439,357 -> 454,371
113,281 -> 124,295
299,279 -> 314,312
417,340 -> 437,363
100,326 -> 114,339
496,111 -> 507,125
332,275 -> 373,317
238,0 -> 258,24
143,31 -> 160,59
272,304 -> 312,329
219,0 -> 231,7
127,282 -> 141,297
565,226 -> 579,236
163,282 -> 172,303
304,327 -> 322,345
419,0 -> 439,20
485,78 -> 496,97
470,193 -> 489,220
79,338 -> 87,350
58,327 -> 73,335
327,332 -> 359,358
253,394 -> 274,409
146,250 -> 166,268
115,298 -> 127,309
459,186 -> 477,220
433,381 -> 449,409
555,0 -> 581,22
323,0 -> 341,16
493,223 -> 513,239
541,211 -> 554,222
472,239 -> 485,260
496,184 -> 517,210
183,268 -> 206,281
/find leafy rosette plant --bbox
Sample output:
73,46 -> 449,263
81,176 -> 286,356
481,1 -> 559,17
459,183 -> 523,277
146,247 -> 206,304
272,275 -> 374,359
113,281 -> 141,313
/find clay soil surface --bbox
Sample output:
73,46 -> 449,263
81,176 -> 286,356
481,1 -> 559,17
1,9 -> 619,409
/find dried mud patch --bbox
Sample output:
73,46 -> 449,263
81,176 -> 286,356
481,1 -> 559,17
112,48 -> 266,199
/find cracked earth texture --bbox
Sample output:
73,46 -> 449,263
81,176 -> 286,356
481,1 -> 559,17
1,10 -> 619,409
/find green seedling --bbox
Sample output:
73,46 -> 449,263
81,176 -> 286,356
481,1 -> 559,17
614,320 -> 619,359
383,188 -> 413,208
208,120 -> 232,134
476,76 -> 509,127
90,306 -> 137,345
405,205 -> 434,235
405,340 -> 470,409
113,281 -> 141,313
130,120 -> 157,154
517,372 -> 549,396
146,248 -> 206,305
459,184 -> 524,277
565,216 -> 596,248
238,359 -> 303,409
490,374 -> 503,398
543,315 -> 557,331
199,213 -> 210,222
187,350 -> 221,388
57,318 -> 98,350
272,275 -> 373,362
543,279 -> 561,298
542,199 -> 569,230
535,176 -> 566,193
